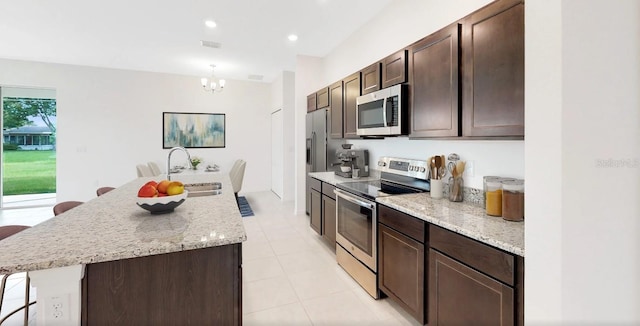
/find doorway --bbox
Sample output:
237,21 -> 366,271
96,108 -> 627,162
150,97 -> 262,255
0,86 -> 57,208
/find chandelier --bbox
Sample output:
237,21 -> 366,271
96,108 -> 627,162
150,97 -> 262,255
201,64 -> 226,93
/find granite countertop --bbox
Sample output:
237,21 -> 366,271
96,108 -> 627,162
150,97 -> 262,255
377,193 -> 524,256
0,173 -> 246,274
309,171 -> 379,186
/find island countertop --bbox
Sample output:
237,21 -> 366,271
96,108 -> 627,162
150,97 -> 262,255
0,173 -> 247,274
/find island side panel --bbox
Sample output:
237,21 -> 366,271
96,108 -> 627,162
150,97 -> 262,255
81,244 -> 242,325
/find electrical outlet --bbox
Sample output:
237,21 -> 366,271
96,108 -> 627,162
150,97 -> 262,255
48,294 -> 70,321
465,160 -> 475,177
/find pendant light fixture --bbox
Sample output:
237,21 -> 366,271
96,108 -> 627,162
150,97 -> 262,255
201,64 -> 226,93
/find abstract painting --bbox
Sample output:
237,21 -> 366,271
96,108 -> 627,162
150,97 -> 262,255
163,112 -> 225,148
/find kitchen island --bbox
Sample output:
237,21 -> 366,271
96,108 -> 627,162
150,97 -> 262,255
0,173 -> 246,325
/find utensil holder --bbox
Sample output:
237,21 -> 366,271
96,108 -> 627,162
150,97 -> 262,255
448,176 -> 463,202
430,179 -> 443,199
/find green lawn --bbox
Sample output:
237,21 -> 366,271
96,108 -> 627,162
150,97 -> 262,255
2,150 -> 56,195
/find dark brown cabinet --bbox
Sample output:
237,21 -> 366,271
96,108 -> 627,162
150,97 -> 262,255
429,224 -> 524,326
382,49 -> 407,88
307,93 -> 317,113
309,178 -> 322,234
461,0 -> 524,137
361,62 -> 381,95
317,87 -> 329,109
329,81 -> 344,139
342,72 -> 361,139
321,183 -> 336,251
408,23 -> 461,138
378,205 -> 427,324
83,244 -> 242,325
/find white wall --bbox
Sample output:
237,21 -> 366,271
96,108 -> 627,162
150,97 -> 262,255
270,71 -> 296,202
527,0 -> 640,324
0,59 -> 272,202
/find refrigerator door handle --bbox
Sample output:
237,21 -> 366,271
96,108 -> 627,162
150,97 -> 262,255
311,131 -> 316,171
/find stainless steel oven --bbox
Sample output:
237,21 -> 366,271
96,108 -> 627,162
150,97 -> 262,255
335,188 -> 377,271
334,156 -> 430,299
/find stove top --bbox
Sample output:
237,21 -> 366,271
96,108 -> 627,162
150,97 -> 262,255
335,157 -> 431,200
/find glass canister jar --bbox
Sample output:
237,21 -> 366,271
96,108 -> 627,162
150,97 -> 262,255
502,179 -> 524,221
483,176 -> 501,209
485,179 -> 503,216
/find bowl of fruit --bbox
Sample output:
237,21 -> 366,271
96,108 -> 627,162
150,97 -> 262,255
136,180 -> 188,214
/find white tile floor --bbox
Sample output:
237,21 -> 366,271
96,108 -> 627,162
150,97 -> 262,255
0,191 -> 420,325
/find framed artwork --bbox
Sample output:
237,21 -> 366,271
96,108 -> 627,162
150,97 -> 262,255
162,112 -> 225,148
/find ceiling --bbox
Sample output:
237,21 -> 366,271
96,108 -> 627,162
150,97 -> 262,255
0,0 -> 392,83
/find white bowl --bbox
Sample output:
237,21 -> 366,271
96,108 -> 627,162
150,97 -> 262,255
136,191 -> 188,214
340,166 -> 351,172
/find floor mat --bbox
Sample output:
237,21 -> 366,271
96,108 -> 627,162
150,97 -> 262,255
237,196 -> 254,217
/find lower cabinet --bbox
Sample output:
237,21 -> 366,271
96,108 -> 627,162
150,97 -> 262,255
310,189 -> 322,234
321,183 -> 337,251
309,177 -> 323,234
428,224 -> 524,326
378,205 -> 427,324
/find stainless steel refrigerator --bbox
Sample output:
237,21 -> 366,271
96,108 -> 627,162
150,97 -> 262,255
306,108 -> 342,214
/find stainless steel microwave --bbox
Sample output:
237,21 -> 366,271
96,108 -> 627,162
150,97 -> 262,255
356,84 -> 407,137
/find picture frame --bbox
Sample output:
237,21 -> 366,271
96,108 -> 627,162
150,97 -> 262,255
162,112 -> 225,148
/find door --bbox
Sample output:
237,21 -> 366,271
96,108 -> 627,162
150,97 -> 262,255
270,108 -> 283,199
335,189 -> 376,270
1,86 -> 57,208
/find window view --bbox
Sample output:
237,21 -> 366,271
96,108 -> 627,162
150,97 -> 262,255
1,87 -> 57,208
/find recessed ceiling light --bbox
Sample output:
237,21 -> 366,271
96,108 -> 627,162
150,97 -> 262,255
205,20 -> 217,28
288,34 -> 298,42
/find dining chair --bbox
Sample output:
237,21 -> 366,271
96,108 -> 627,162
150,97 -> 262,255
147,162 -> 162,176
136,164 -> 154,177
53,201 -> 84,216
0,225 -> 35,326
229,159 -> 246,200
96,187 -> 115,196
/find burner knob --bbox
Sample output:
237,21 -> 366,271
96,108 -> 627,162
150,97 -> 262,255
378,161 -> 386,167
420,167 -> 426,173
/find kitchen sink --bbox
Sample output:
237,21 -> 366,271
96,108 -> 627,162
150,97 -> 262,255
185,182 -> 222,197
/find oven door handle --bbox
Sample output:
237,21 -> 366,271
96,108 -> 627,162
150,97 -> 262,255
334,189 -> 374,209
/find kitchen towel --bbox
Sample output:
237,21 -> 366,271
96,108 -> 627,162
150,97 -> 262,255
237,196 -> 254,217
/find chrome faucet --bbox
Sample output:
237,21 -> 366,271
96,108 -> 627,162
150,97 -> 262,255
167,146 -> 193,180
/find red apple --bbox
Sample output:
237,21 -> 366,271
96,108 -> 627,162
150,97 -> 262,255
137,184 -> 158,198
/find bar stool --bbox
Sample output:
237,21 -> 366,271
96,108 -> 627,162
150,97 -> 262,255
96,187 -> 115,196
53,201 -> 84,216
0,225 -> 35,325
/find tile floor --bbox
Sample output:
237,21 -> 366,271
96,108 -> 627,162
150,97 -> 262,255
0,191 -> 420,325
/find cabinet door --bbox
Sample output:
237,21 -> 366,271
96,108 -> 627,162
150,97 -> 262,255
322,195 -> 336,251
461,0 -> 524,137
342,72 -> 361,139
329,81 -> 344,139
307,93 -> 317,112
310,189 -> 322,234
382,49 -> 407,88
317,87 -> 329,109
409,23 -> 461,138
429,249 -> 514,326
379,224 -> 425,324
361,62 -> 381,95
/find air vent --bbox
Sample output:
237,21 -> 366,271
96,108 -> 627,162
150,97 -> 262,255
200,40 -> 221,49
248,74 -> 263,81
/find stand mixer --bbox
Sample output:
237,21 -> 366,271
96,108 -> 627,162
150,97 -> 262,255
335,148 -> 370,178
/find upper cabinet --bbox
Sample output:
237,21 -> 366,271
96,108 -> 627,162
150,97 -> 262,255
307,93 -> 317,113
343,72 -> 361,139
329,81 -> 344,139
361,62 -> 381,95
382,50 -> 408,88
408,23 -> 461,138
316,87 -> 330,109
461,0 -> 524,137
